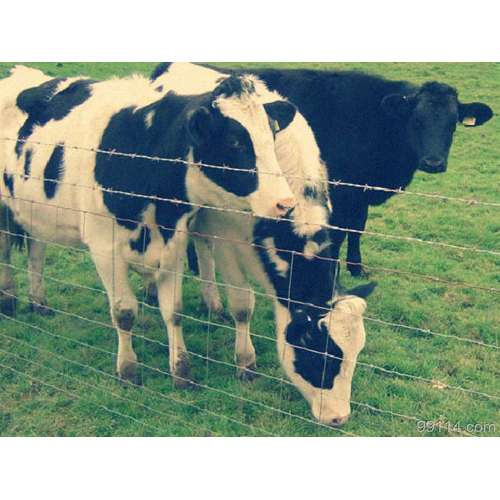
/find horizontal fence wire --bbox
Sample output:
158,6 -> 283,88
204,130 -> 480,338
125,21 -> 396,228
3,136 -> 500,208
0,138 -> 499,258
0,136 -> 498,436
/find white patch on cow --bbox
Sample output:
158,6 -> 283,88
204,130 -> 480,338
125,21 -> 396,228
153,63 -> 223,95
144,110 -> 155,129
262,237 -> 289,277
273,112 -> 330,236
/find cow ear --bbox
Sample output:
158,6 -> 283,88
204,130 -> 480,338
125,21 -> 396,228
264,101 -> 297,132
458,102 -> 493,127
381,94 -> 413,118
187,107 -> 212,145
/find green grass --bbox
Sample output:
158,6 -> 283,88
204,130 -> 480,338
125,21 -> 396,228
0,62 -> 498,437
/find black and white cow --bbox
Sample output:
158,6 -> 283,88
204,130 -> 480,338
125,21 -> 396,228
199,65 -> 494,276
148,63 -> 374,425
0,65 -> 297,385
190,208 -> 373,426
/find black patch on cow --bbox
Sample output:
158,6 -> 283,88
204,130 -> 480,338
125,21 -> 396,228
286,311 -> 344,389
129,226 -> 151,254
16,78 -> 66,115
264,100 -> 297,131
94,93 -> 193,238
191,112 -> 258,197
16,78 -> 95,157
150,62 -> 172,81
3,172 -> 14,197
43,144 -> 65,199
303,184 -> 329,206
253,218 -> 335,311
23,149 -> 33,178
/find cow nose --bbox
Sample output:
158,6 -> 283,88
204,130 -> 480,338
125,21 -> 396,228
420,157 -> 446,173
330,415 -> 349,428
275,197 -> 296,217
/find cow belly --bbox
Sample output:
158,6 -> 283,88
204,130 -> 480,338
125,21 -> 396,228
8,196 -> 82,246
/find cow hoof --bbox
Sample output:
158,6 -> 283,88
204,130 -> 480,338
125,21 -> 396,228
237,364 -> 259,382
0,295 -> 17,317
29,301 -> 55,316
118,361 -> 141,386
172,353 -> 193,389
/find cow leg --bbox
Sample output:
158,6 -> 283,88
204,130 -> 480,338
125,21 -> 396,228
346,204 -> 369,277
226,285 -> 257,381
213,244 -> 257,382
0,207 -> 16,316
156,241 -> 192,388
27,239 -> 53,316
194,235 -> 226,321
89,245 -> 139,384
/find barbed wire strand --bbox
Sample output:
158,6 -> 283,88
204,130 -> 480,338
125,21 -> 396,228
1,154 -> 499,258
2,136 -> 499,208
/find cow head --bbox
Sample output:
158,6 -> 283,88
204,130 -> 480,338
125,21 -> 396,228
187,75 -> 297,218
381,81 -> 493,173
282,294 -> 368,426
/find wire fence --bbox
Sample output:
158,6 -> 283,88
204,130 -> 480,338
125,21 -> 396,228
0,136 -> 498,437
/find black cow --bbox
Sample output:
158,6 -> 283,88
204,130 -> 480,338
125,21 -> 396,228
205,66 -> 493,276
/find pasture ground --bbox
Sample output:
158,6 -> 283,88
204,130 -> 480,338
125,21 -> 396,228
0,62 -> 498,436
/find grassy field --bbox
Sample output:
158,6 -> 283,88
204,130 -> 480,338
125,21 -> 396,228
0,62 -> 498,437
